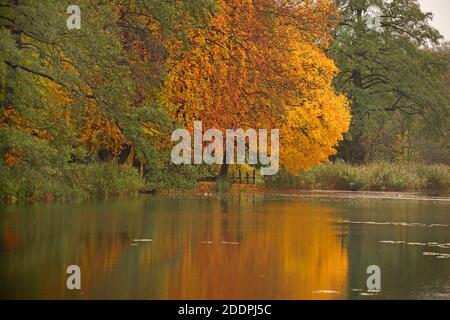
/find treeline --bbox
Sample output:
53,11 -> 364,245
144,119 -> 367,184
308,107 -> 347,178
1,0 -> 449,202
271,0 -> 450,194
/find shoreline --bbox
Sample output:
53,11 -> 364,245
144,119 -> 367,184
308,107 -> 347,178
4,187 -> 450,205
158,183 -> 450,202
260,190 -> 450,202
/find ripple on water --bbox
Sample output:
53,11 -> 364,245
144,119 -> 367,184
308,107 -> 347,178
312,290 -> 340,294
422,252 -> 450,259
132,238 -> 153,242
378,240 -> 450,259
199,241 -> 240,245
338,220 -> 448,228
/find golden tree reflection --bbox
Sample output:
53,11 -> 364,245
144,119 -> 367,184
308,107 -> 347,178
0,197 -> 348,299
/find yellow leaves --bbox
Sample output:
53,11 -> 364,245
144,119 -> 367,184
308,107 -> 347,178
79,105 -> 123,156
43,72 -> 126,155
163,0 -> 350,174
281,91 -> 351,174
44,79 -> 73,107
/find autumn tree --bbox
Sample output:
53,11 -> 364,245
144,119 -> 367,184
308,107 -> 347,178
0,0 -> 214,199
164,0 -> 351,176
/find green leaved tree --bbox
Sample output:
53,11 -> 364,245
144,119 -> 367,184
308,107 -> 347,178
331,0 -> 449,163
0,0 -> 214,200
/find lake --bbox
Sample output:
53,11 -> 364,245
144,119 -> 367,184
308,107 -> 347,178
1,194 -> 449,299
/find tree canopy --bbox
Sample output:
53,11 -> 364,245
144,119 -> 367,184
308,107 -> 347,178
164,0 -> 350,175
1,0 -> 448,200
330,0 -> 449,163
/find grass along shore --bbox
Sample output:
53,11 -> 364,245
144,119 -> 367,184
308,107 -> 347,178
2,161 -> 449,204
1,162 -> 144,203
265,161 -> 450,195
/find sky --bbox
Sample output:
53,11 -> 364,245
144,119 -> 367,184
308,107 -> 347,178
418,0 -> 450,41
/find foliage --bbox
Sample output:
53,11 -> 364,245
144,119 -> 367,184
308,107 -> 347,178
417,164 -> 450,193
1,0 -> 448,202
164,0 -> 351,175
330,0 -> 450,163
0,0 -> 214,201
0,161 -> 144,202
145,161 -> 216,190
266,161 -> 450,194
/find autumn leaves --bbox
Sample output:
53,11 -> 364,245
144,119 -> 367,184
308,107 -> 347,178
164,0 -> 350,175
1,0 -> 351,186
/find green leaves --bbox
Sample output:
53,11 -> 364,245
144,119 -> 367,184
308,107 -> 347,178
0,0 -> 216,200
331,0 -> 450,163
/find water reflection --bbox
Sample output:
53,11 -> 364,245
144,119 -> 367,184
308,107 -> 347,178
0,196 -> 449,299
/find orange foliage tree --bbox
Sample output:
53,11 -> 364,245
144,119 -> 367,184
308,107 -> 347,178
164,0 -> 351,175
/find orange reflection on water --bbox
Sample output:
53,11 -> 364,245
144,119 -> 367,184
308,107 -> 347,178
0,197 -> 348,299
161,199 -> 348,299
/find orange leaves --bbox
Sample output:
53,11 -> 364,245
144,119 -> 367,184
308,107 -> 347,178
164,0 -> 350,174
79,104 -> 123,156
1,107 -> 52,141
3,151 -> 17,168
164,0 -> 271,129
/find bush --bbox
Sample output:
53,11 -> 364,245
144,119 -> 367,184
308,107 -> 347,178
417,165 -> 450,194
363,162 -> 416,192
1,161 -> 145,202
265,167 -> 316,190
145,162 -> 216,190
265,161 -> 450,194
65,162 -> 144,197
312,161 -> 365,191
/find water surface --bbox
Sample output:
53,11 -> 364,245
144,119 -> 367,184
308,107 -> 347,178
1,195 -> 449,299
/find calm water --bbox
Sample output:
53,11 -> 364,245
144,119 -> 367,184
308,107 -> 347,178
0,195 -> 449,300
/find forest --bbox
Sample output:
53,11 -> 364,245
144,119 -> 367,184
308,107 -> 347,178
1,0 -> 449,202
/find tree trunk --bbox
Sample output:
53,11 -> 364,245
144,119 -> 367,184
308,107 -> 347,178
219,162 -> 229,178
218,151 -> 229,179
118,143 -> 134,166
352,70 -> 363,88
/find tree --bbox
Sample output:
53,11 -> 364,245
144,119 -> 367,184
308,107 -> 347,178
164,0 -> 351,176
330,0 -> 449,163
0,0 -> 213,174
0,0 -> 215,198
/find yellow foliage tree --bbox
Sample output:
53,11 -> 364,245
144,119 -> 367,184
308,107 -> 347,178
164,0 -> 351,175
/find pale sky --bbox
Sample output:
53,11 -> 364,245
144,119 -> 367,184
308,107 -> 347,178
418,0 -> 450,41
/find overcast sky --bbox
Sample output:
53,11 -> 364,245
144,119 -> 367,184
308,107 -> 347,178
418,0 -> 450,41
